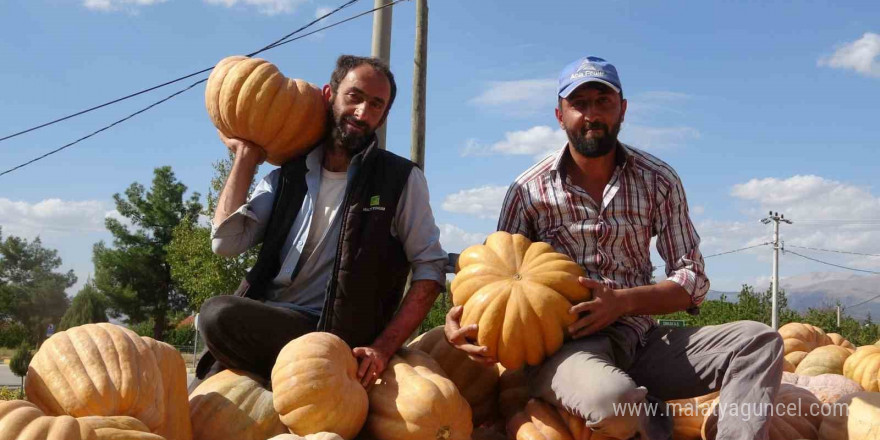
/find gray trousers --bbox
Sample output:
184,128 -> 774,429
527,321 -> 784,440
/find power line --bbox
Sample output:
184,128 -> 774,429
787,244 -> 880,258
0,0 -> 408,178
0,0 -> 366,144
655,242 -> 771,269
785,249 -> 880,275
843,292 -> 880,311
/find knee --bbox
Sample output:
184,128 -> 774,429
198,296 -> 239,340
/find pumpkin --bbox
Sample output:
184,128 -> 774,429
0,400 -> 97,440
794,345 -> 852,376
847,391 -> 880,440
268,434 -> 345,440
843,345 -> 880,392
827,333 -> 856,351
498,365 -> 530,421
702,384 -> 822,440
783,358 -> 796,373
471,426 -> 507,440
189,369 -> 287,440
205,55 -> 327,166
366,348 -> 472,440
25,323 -> 168,434
507,399 -> 572,440
451,231 -> 591,370
140,337 -> 193,440
786,351 -> 810,369
408,326 -> 501,425
781,372 -> 863,404
666,391 -> 719,440
778,323 -> 831,355
272,332 -> 368,439
77,416 -> 167,439
556,407 -> 614,440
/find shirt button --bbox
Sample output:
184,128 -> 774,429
298,241 -> 304,247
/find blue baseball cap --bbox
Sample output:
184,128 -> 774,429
557,56 -> 622,98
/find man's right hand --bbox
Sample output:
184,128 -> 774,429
444,305 -> 496,365
218,131 -> 266,165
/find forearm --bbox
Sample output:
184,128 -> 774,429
370,279 -> 441,355
213,152 -> 261,226
618,280 -> 693,316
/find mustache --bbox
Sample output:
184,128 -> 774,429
583,122 -> 609,133
341,115 -> 369,131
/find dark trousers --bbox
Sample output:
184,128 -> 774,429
196,295 -> 319,383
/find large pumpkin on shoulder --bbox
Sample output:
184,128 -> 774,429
778,322 -> 831,355
205,55 -> 327,165
408,326 -> 501,425
271,332 -> 368,439
451,231 -> 591,370
794,344 -> 852,376
366,348 -> 472,440
189,369 -> 287,440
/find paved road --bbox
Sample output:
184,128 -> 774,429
0,364 -> 21,387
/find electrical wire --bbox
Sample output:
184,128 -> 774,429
787,244 -> 880,258
654,242 -> 771,269
843,291 -> 880,311
785,249 -> 880,275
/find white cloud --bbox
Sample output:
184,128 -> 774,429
83,0 -> 166,12
204,0 -> 309,15
487,126 -> 567,159
619,125 -> 700,150
438,224 -> 489,254
315,6 -> 333,18
819,32 -> 880,78
0,198 -> 118,237
442,185 -> 508,220
469,79 -> 556,117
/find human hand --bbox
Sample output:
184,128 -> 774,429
352,345 -> 393,389
218,131 -> 266,165
568,277 -> 627,339
444,305 -> 496,365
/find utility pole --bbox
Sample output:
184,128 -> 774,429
837,305 -> 842,328
410,0 -> 427,169
371,0 -> 393,150
761,211 -> 792,330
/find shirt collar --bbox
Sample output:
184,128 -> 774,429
305,135 -> 379,172
550,141 -> 633,179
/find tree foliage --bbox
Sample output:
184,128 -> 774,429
0,228 -> 75,345
59,281 -> 108,331
94,166 -> 201,340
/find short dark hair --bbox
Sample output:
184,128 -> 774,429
329,55 -> 397,114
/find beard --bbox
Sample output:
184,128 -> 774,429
567,120 -> 621,158
328,101 -> 374,155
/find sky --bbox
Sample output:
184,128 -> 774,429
1,0 -> 879,317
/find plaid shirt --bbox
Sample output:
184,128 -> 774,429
497,142 -> 709,343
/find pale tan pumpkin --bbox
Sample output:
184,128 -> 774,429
786,351 -> 810,369
498,365 -> 530,421
189,369 -> 287,440
0,400 -> 97,440
141,337 -> 193,440
77,416 -> 166,440
366,348 -> 472,440
702,384 -> 822,440
507,399 -> 573,440
827,333 -> 856,351
795,345 -> 852,376
847,391 -> 880,440
843,345 -> 880,392
267,434 -> 345,440
818,391 -> 852,440
205,55 -> 327,166
272,332 -> 368,439
408,326 -> 500,425
452,231 -> 591,370
779,323 -> 832,355
25,323 -> 166,433
783,358 -> 796,373
666,391 -> 719,440
781,372 -> 863,404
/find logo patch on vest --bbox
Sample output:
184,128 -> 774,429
364,195 -> 386,212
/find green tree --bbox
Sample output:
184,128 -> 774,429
0,228 -> 75,345
94,166 -> 201,340
58,281 -> 108,331
9,342 -> 32,397
167,156 -> 259,310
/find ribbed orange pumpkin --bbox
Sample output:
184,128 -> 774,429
778,323 -> 831,355
786,351 -> 809,370
827,333 -> 856,351
843,345 -> 880,392
795,345 -> 852,376
408,326 -> 501,425
77,416 -> 166,439
366,348 -> 472,440
451,231 -> 591,370
507,399 -> 572,440
205,56 -> 327,165
24,323 -> 191,439
189,369 -> 287,440
556,407 -> 614,440
702,384 -> 822,440
272,332 -> 368,439
666,391 -> 719,440
0,400 -> 97,440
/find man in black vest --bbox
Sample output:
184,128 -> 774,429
197,55 -> 447,387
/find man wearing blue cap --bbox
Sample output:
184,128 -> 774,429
445,57 -> 784,439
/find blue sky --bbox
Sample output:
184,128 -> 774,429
1,0 -> 878,315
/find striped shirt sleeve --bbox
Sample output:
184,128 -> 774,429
496,182 -> 534,239
654,176 -> 710,307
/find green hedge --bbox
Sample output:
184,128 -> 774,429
0,321 -> 27,348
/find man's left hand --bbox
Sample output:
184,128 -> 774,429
568,277 -> 628,339
352,345 -> 393,389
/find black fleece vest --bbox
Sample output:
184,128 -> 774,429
235,142 -> 415,349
